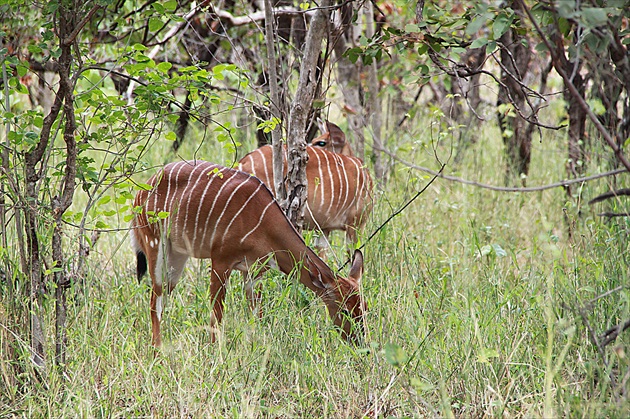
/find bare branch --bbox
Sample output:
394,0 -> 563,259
374,143 -> 628,193
62,5 -> 102,46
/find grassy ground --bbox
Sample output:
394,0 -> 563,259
2,105 -> 630,417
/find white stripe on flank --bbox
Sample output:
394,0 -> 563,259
191,167 -> 223,251
166,162 -> 187,215
347,158 -> 363,210
222,182 -> 264,244
338,156 -> 351,216
240,200 -> 275,244
313,150 -> 325,212
207,174 -> 252,249
180,163 -> 214,243
323,151 -> 335,219
261,148 -> 272,187
198,170 -> 241,251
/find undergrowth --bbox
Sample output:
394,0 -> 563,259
2,109 -> 630,417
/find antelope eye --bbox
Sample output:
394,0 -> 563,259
313,141 -> 327,147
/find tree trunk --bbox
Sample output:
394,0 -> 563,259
284,0 -> 331,229
332,3 -> 365,160
365,0 -> 385,184
497,0 -> 532,186
264,0 -> 287,202
548,24 -> 587,190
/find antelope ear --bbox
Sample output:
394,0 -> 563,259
316,117 -> 328,135
348,249 -> 364,283
305,254 -> 326,290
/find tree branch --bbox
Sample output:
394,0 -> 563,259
374,143 -> 627,193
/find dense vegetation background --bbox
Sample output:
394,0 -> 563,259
1,0 -> 630,416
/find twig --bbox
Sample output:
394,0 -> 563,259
596,212 -> 630,218
600,319 -> 630,347
589,188 -> 630,205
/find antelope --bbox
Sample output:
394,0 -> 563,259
238,122 -> 373,254
131,160 -> 366,347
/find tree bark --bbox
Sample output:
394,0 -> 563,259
497,0 -> 532,186
264,0 -> 287,202
332,3 -> 365,159
365,0 -> 384,184
284,0 -> 331,229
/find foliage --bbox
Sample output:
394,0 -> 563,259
1,0 -> 630,416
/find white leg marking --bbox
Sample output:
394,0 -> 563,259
156,295 -> 163,321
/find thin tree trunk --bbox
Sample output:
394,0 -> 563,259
264,0 -> 286,202
284,0 -> 331,229
24,89 -> 63,367
332,3 -> 365,159
365,0 -> 384,184
497,0 -> 532,186
52,8 -> 79,366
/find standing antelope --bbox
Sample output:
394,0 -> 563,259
131,160 -> 366,346
238,122 -> 373,254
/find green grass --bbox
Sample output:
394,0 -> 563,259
3,107 -> 630,417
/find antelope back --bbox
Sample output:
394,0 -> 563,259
132,161 -> 304,269
238,146 -> 373,235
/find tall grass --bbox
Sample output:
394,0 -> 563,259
2,104 -> 630,417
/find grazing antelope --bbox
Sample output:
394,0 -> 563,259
238,122 -> 373,254
131,160 -> 366,346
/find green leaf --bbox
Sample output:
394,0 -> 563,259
492,13 -> 513,40
98,196 -> 111,205
466,12 -> 492,36
582,7 -> 609,27
164,0 -> 177,12
16,62 -> 28,77
384,342 -> 408,367
157,211 -> 170,219
410,377 -> 434,393
95,221 -> 108,229
470,37 -> 488,49
485,40 -> 497,54
152,3 -> 165,13
492,243 -> 507,257
405,24 -> 420,33
477,348 -> 499,363
27,45 -> 43,54
157,61 -> 172,73
587,98 -> 606,116
165,131 -> 177,141
149,16 -> 162,32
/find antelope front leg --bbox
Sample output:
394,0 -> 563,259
209,267 -> 229,342
244,269 -> 264,318
150,284 -> 163,347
